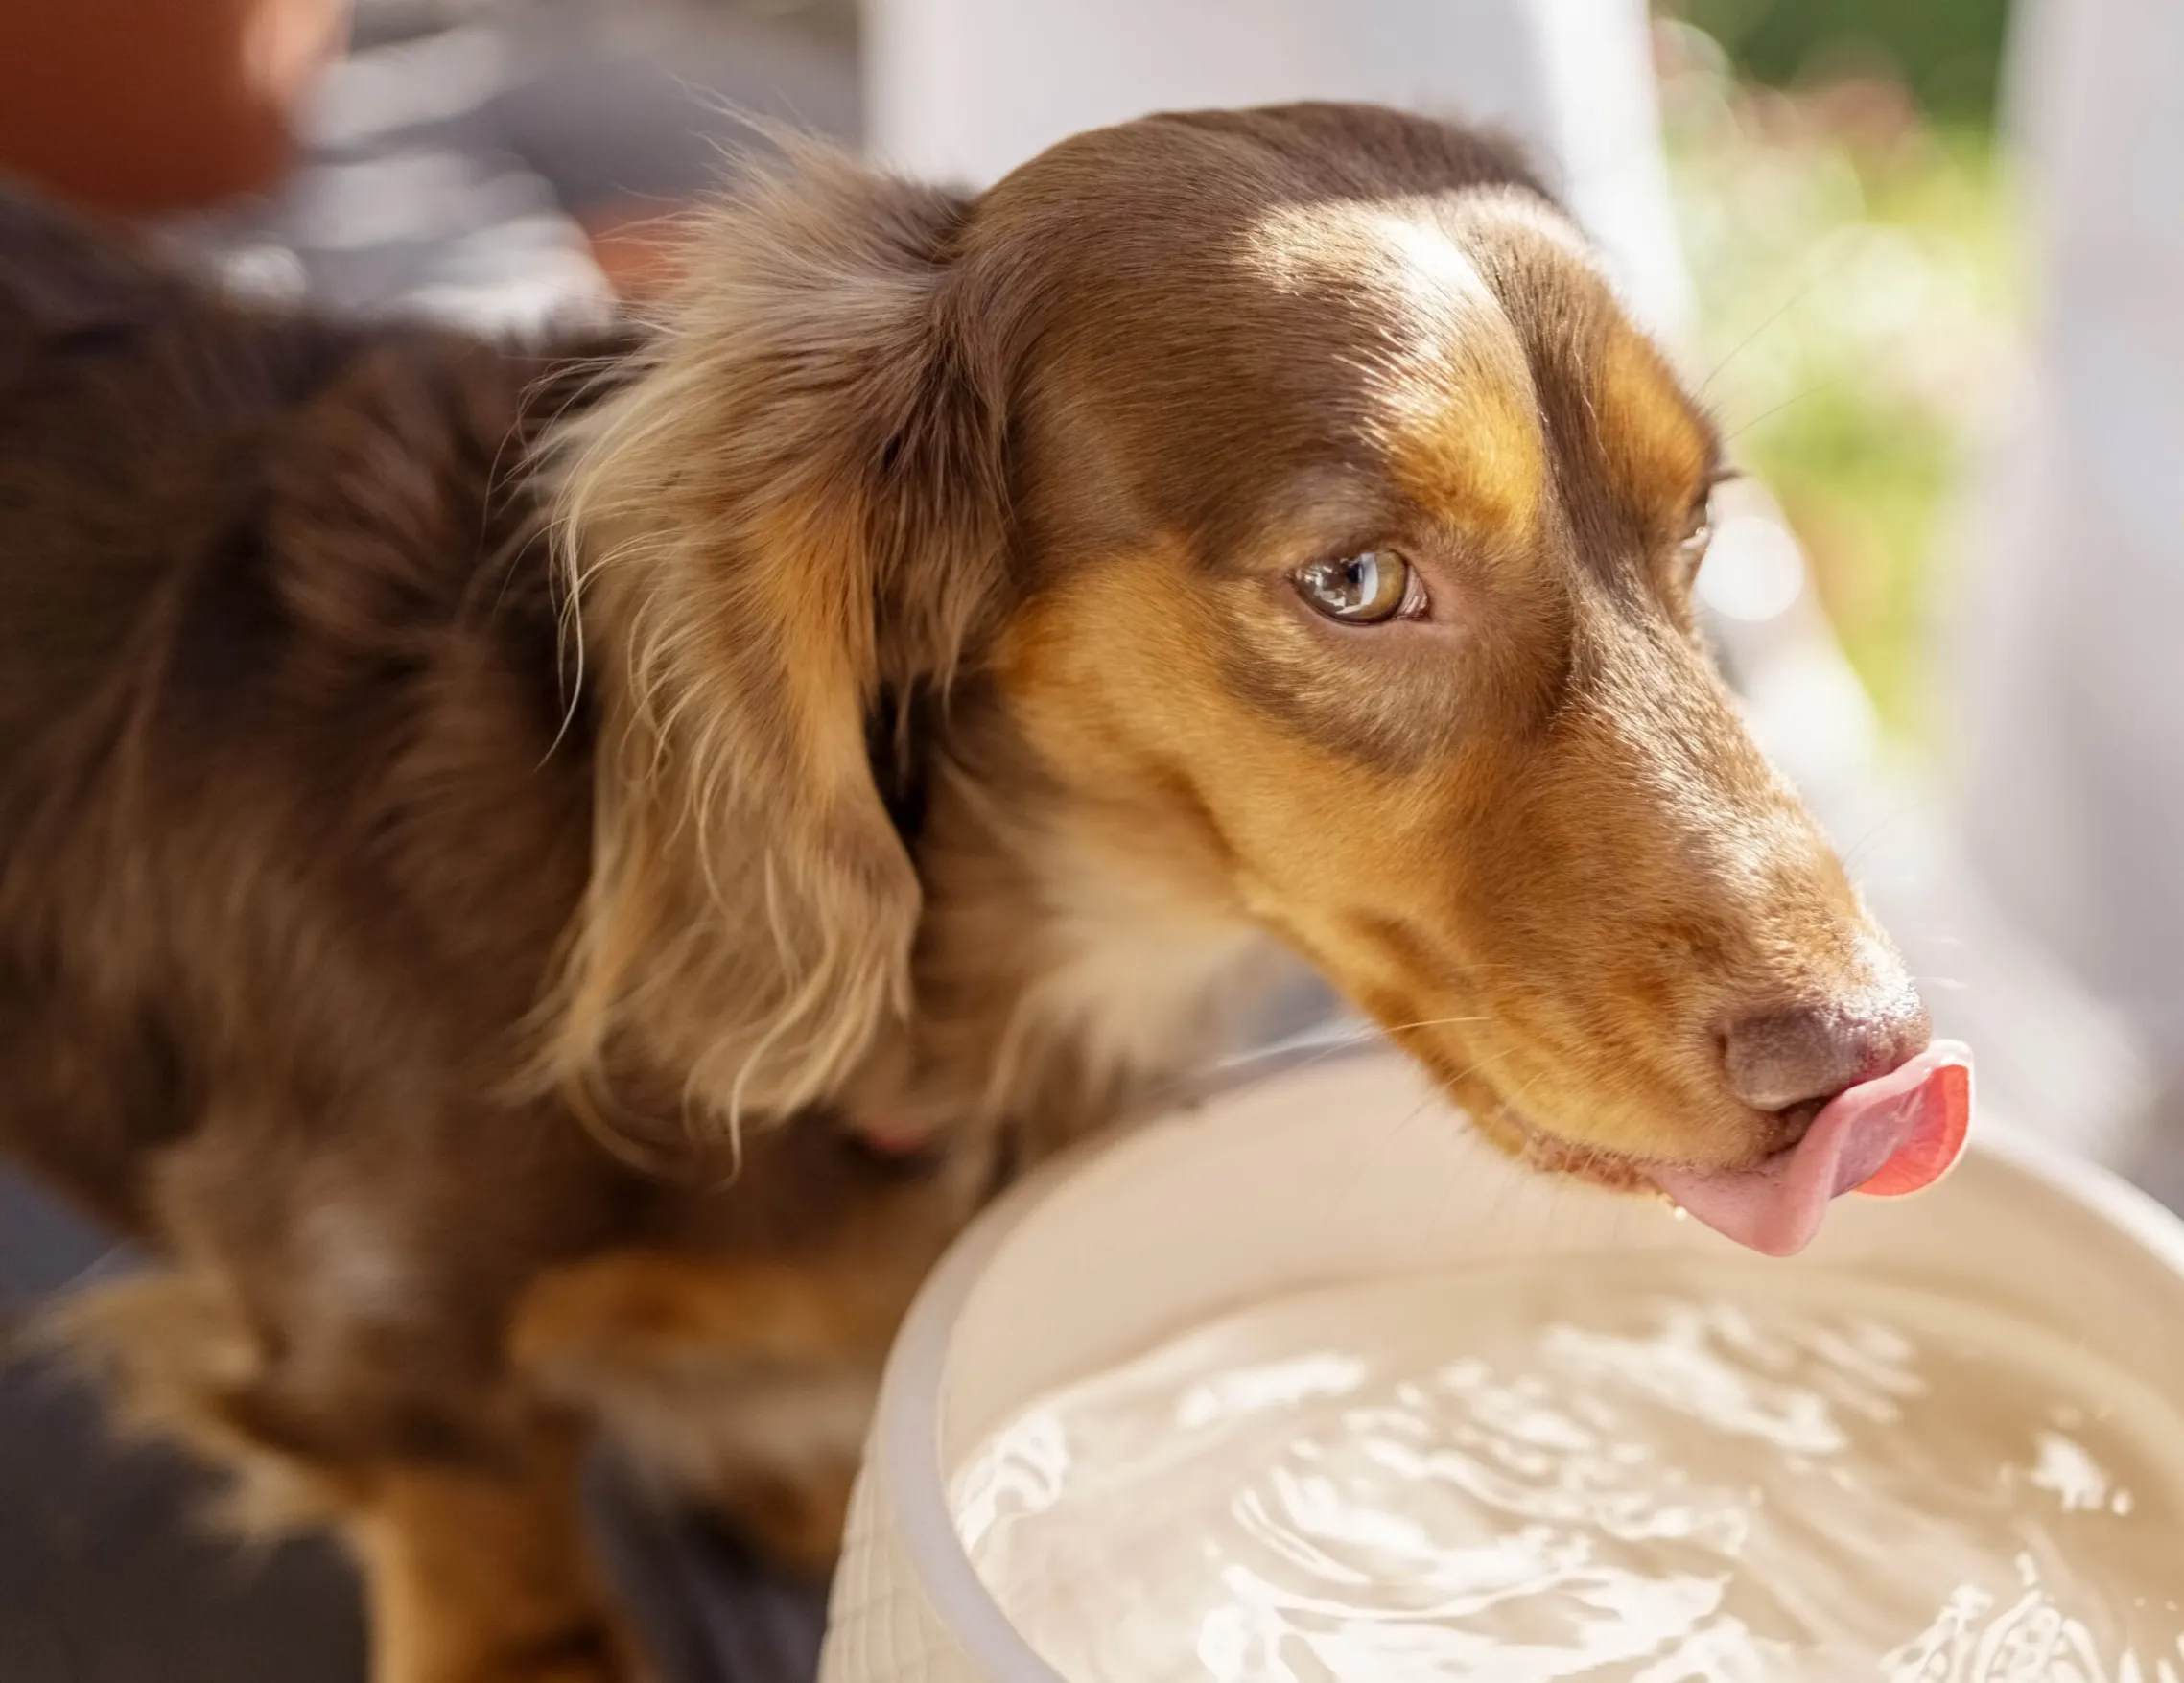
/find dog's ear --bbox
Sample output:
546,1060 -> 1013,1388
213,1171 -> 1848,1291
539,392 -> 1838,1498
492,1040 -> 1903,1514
545,147 -> 1008,1135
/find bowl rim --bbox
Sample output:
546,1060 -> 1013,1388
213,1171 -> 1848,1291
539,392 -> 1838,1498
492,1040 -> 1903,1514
861,1034 -> 2184,1682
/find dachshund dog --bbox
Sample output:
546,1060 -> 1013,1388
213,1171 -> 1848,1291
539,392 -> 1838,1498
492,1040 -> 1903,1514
0,104 -> 1931,1682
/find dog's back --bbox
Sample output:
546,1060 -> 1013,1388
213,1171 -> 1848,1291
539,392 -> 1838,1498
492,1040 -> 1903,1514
0,191 -> 301,790
0,189 -> 613,1227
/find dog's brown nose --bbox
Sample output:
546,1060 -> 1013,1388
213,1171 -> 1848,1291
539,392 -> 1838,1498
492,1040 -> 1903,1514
1722,995 -> 1932,1116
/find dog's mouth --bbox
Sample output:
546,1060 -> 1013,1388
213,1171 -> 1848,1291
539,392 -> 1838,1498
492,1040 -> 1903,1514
1491,1041 -> 1974,1257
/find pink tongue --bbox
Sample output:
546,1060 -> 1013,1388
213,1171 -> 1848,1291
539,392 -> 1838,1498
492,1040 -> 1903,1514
1649,1041 -> 1973,1258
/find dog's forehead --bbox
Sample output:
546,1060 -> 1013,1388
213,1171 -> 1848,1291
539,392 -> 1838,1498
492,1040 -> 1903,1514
1246,200 -> 1498,320
1229,195 -> 1713,542
1238,199 -> 1548,541
1454,196 -> 1719,524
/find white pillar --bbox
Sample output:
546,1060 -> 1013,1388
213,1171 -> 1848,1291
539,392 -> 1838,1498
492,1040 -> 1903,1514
1950,0 -> 2184,1096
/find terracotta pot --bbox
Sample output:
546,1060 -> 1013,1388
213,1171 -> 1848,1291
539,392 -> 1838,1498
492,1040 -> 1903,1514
0,0 -> 349,215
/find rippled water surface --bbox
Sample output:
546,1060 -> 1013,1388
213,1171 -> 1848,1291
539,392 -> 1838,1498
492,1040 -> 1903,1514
953,1256 -> 2184,1682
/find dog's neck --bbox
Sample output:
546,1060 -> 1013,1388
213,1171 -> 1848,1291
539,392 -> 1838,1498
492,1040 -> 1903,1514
853,690 -> 1299,1166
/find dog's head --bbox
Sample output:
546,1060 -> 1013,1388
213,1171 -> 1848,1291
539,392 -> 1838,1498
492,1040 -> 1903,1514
552,105 -> 1938,1246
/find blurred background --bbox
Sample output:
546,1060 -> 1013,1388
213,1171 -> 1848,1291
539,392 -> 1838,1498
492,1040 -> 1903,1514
0,1 -> 2175,1680
1659,0 -> 2016,743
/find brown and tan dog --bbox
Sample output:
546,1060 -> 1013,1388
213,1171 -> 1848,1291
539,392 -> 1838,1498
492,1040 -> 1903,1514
0,105 -> 1930,1682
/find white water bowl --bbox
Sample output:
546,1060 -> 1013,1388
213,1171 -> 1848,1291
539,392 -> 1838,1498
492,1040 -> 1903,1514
817,1045 -> 2184,1682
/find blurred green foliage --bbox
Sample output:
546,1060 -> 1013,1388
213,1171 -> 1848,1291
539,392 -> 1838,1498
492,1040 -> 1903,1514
1671,0 -> 2012,122
1656,16 -> 2018,738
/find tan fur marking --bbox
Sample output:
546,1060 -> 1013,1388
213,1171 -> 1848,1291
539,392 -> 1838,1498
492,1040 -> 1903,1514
510,1250 -> 919,1571
999,542 -> 1466,1023
1387,375 -> 1544,540
511,1251 -> 886,1376
1452,188 -> 1714,530
1595,325 -> 1713,525
1249,202 -> 1545,539
352,1438 -> 646,1683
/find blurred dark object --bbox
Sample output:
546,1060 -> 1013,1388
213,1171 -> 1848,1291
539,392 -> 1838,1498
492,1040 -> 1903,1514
1661,0 -> 2010,121
2,1180 -> 364,1683
0,0 -> 350,214
0,1347 -> 369,1683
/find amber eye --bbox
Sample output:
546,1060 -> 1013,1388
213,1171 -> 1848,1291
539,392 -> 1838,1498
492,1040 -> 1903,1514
1673,503 -> 1714,582
1292,550 -> 1417,624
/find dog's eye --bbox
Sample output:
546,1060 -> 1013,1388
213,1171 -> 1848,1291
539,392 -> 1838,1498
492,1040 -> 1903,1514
1672,505 -> 1714,582
1293,550 -> 1418,624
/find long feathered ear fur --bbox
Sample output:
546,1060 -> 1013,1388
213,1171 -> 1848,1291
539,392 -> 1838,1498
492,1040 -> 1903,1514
544,145 -> 1008,1138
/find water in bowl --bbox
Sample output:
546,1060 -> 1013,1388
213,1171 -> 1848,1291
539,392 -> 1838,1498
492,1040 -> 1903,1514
952,1254 -> 2184,1682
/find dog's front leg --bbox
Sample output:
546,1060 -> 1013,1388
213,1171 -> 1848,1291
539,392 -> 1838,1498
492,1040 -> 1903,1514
349,1422 -> 650,1683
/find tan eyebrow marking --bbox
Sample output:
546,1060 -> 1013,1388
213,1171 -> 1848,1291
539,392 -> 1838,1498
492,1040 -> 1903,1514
1594,322 -> 1714,525
1449,191 -> 1716,527
1247,203 -> 1545,542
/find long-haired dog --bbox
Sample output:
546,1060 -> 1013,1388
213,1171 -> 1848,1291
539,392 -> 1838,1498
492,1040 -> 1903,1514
0,105 -> 1932,1682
